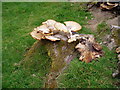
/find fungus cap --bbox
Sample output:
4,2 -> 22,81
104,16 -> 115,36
116,47 -> 120,53
30,30 -> 45,40
100,3 -> 118,10
42,19 -> 57,26
107,2 -> 118,6
68,34 -> 80,43
37,25 -> 50,34
45,36 -> 60,41
64,21 -> 82,32
54,22 -> 68,32
42,19 -> 57,31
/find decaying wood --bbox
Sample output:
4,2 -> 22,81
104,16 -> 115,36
18,39 -> 78,88
44,40 -> 78,88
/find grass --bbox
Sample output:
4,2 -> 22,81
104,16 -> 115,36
97,22 -> 110,37
2,2 -> 119,88
57,46 -> 118,88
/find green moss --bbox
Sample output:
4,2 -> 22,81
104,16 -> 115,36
112,29 -> 120,46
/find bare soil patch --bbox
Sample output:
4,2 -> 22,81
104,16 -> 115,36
86,6 -> 118,31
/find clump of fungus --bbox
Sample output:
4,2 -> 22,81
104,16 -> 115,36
30,19 -> 82,41
30,19 -> 103,63
100,2 -> 119,10
75,35 -> 103,63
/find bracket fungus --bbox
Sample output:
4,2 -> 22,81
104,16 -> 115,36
45,36 -> 60,41
30,19 -> 103,63
64,21 -> 82,32
100,2 -> 119,10
30,29 -> 45,40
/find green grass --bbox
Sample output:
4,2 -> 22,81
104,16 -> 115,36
97,21 -> 110,36
2,2 -> 118,88
57,46 -> 118,88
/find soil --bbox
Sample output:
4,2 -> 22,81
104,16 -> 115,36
86,5 -> 120,50
86,6 -> 118,31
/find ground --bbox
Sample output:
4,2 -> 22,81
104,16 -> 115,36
86,6 -> 119,31
2,2 -> 119,88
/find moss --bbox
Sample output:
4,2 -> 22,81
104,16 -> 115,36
112,28 -> 120,46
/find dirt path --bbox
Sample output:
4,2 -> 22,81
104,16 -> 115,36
86,6 -> 119,31
86,6 -> 120,50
